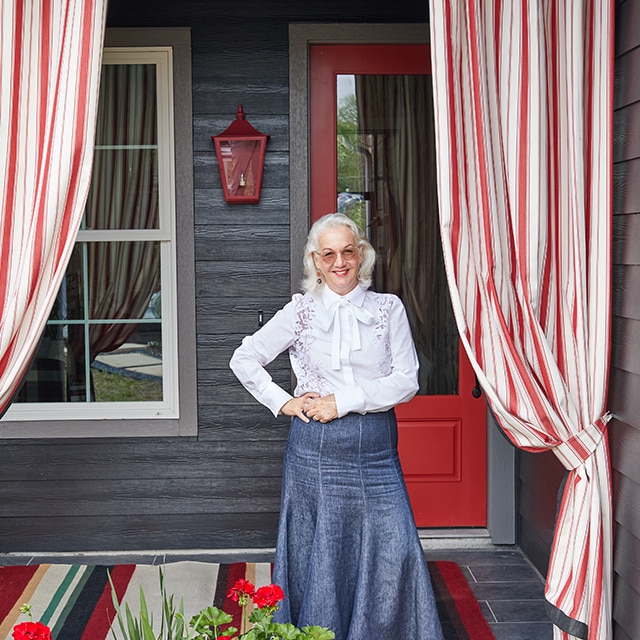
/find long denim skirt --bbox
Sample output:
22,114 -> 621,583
272,409 -> 444,640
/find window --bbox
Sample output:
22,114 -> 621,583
2,30 -> 197,437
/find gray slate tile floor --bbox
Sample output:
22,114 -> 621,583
1,545 -> 552,639
427,547 -> 553,640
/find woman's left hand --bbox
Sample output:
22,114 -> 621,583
303,394 -> 338,423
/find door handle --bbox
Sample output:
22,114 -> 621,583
472,375 -> 482,399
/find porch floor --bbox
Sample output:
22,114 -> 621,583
0,544 -> 552,640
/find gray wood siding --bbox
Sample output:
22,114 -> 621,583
0,0 -> 427,552
611,2 -> 640,638
516,449 -> 564,577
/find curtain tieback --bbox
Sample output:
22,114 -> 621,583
552,412 -> 612,470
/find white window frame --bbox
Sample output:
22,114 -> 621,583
1,29 -> 197,438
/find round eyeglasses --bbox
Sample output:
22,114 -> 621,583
315,246 -> 358,265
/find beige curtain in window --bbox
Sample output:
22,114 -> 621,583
355,74 -> 457,394
67,64 -> 161,397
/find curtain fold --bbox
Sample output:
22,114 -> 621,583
0,0 -> 107,415
428,2 -> 613,639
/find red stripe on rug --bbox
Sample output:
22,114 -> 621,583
222,562 -> 248,633
434,561 -> 495,640
80,564 -> 136,640
0,565 -> 40,620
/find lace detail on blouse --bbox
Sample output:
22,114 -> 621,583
290,294 -> 332,395
372,293 -> 394,378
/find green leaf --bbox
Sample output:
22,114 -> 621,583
140,613 -> 156,640
266,622 -> 306,640
125,605 -> 142,640
301,626 -> 336,640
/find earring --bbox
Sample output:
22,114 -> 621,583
316,271 -> 323,285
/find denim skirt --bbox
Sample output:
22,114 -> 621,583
272,410 -> 444,640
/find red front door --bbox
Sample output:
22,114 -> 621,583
309,44 -> 486,527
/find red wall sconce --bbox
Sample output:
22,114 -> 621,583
212,104 -> 270,204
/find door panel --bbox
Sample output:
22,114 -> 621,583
310,44 -> 487,527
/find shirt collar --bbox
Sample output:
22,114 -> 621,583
320,284 -> 367,312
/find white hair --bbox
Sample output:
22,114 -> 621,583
301,213 -> 376,294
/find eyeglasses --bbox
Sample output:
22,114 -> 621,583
315,246 -> 358,265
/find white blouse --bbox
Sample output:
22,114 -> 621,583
229,285 -> 419,418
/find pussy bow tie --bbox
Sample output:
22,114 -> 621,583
318,297 -> 374,370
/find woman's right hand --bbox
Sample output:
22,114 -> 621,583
280,392 -> 320,423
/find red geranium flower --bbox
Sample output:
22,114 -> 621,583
12,621 -> 53,640
217,636 -> 233,640
227,578 -> 255,603
253,584 -> 285,609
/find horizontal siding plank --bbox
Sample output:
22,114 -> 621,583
196,298 -> 289,335
197,378 -> 293,407
196,262 -> 290,298
613,213 -> 640,265
517,450 -> 564,576
616,0 -> 640,56
612,469 -> 640,537
195,225 -> 290,262
194,188 -> 290,225
612,623 -> 634,640
611,316 -> 640,376
0,512 -> 280,552
608,366 -> 640,428
614,101 -> 640,164
0,477 -> 283,517
613,159 -> 640,216
613,264 -> 640,319
615,43 -> 640,110
610,418 -> 640,484
0,440 -> 286,482
197,406 -> 290,442
193,81 -> 289,116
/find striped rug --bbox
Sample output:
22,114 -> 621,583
0,561 -> 494,639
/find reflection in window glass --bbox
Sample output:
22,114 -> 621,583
85,64 -> 159,231
337,73 -> 459,395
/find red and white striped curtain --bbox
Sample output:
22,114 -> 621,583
0,0 -> 107,415
429,2 -> 613,639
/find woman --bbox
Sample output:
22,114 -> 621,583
229,213 -> 444,640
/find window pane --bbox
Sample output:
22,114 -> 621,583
87,241 -> 161,321
85,63 -> 159,230
92,323 -> 163,402
15,239 -> 161,404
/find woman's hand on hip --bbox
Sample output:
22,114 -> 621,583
280,392 -> 320,423
303,394 -> 338,423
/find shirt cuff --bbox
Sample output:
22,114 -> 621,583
333,387 -> 366,418
261,382 -> 294,418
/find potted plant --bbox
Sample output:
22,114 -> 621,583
108,568 -> 335,640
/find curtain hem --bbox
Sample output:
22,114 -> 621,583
545,600 -> 588,639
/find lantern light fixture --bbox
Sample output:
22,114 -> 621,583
211,104 -> 270,204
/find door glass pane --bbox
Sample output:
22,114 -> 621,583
337,73 -> 458,395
